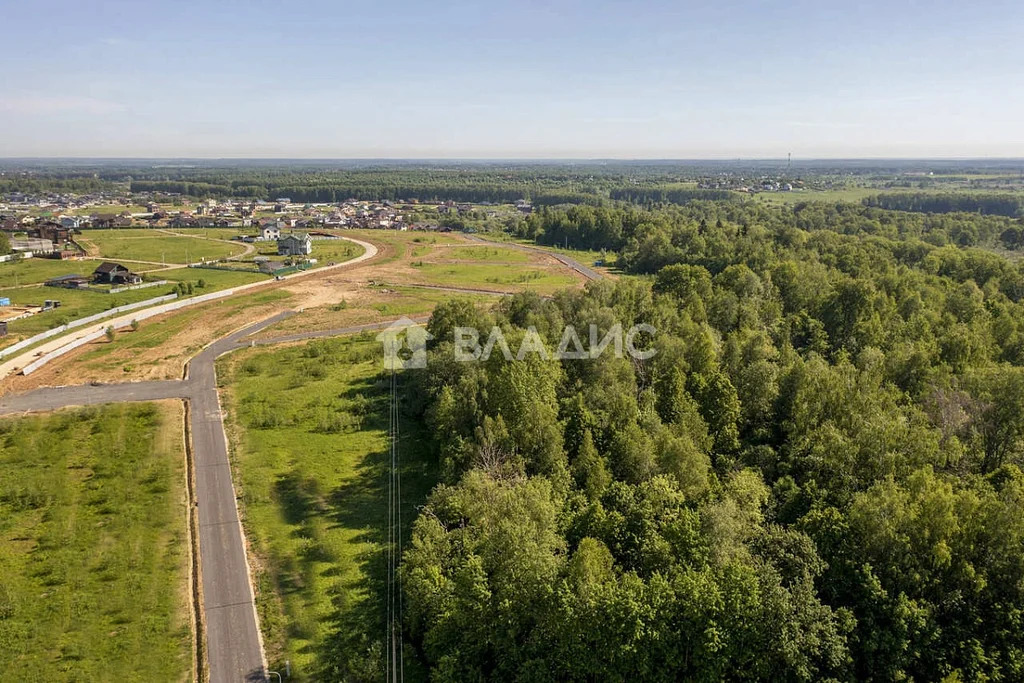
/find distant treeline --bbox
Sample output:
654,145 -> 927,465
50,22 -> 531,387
518,200 -> 1024,264
128,179 -> 606,206
609,186 -> 737,204
864,192 -> 1024,218
0,176 -> 117,194
127,176 -> 737,206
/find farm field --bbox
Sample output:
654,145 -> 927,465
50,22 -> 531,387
0,402 -> 193,681
76,229 -> 246,263
218,337 -> 434,680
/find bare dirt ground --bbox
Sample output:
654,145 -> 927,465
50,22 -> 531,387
0,233 -> 583,392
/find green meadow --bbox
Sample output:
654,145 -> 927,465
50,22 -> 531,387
0,403 -> 193,682
78,230 -> 246,263
219,337 -> 434,680
408,261 -> 579,292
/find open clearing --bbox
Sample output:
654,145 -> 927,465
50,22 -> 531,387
219,337 -> 433,680
0,401 -> 193,681
76,229 -> 246,263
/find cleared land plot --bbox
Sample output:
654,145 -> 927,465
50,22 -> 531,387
78,230 -> 246,262
220,337 -> 434,680
434,245 -> 532,263
0,284 -> 176,343
68,204 -> 148,216
0,402 -> 193,681
408,262 -> 577,292
158,267 -> 269,289
253,286 -> 498,339
1,288 -> 293,388
170,228 -> 256,241
0,258 -> 146,289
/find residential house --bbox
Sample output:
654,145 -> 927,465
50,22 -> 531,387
262,223 -> 282,240
169,215 -> 197,228
92,262 -> 142,285
32,222 -> 73,243
277,233 -> 313,256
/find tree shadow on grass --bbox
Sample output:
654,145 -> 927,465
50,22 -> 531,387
310,382 -> 438,681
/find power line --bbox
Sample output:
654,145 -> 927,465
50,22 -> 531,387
386,364 -> 404,682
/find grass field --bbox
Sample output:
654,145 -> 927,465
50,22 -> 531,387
219,338 -> 434,680
0,402 -> 193,681
473,233 -> 618,269
158,267 -> 269,289
751,187 -> 880,205
0,258 -> 139,289
255,285 -> 498,339
55,288 -> 293,379
171,228 -> 256,241
409,262 -> 578,292
77,230 -> 246,263
346,229 -> 445,261
0,284 -> 176,342
436,245 -> 532,263
68,204 -> 148,216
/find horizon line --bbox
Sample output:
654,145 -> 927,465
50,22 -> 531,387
3,155 -> 1024,163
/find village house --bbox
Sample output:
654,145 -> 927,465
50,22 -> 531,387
277,233 -> 313,256
92,261 -> 142,285
31,222 -> 74,243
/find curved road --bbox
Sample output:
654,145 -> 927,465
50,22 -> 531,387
0,233 -> 600,682
0,236 -> 377,380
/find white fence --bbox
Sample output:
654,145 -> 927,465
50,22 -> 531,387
21,328 -> 106,375
109,280 -> 169,294
0,293 -> 179,360
0,252 -> 33,263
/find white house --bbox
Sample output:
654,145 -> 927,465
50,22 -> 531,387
262,223 -> 282,240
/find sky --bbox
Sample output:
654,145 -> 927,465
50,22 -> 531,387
2,0 -> 1023,159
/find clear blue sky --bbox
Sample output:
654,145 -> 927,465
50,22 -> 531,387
2,0 -> 1022,158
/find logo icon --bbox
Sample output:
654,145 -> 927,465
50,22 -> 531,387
375,317 -> 432,369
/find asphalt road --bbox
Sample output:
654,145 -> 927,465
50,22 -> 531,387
0,313 -> 293,682
0,312 -> 433,682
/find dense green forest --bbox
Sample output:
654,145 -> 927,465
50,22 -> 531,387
517,201 -> 1024,256
864,192 -> 1024,218
391,200 -> 1024,681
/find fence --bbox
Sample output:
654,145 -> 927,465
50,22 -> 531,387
0,293 -> 179,359
109,280 -> 169,294
18,289 -> 235,375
